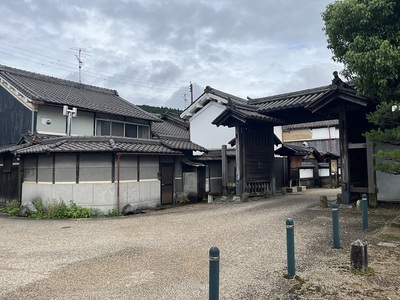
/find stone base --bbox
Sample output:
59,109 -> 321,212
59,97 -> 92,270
285,187 -> 298,193
297,186 -> 306,192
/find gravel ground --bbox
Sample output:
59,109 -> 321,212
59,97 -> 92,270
0,188 -> 399,300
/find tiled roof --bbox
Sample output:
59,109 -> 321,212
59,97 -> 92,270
192,149 -> 236,161
14,136 -> 180,155
248,85 -> 335,113
0,143 -> 28,154
283,119 -> 339,131
274,144 -> 312,156
212,100 -> 285,126
161,138 -> 207,152
180,86 -> 248,119
0,65 -> 160,121
203,86 -> 248,104
152,117 -> 190,139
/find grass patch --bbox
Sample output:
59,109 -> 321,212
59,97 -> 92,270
351,267 -> 375,276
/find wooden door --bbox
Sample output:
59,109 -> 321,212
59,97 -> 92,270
160,164 -> 173,205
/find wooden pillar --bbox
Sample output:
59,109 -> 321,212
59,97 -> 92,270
221,145 -> 228,195
366,139 -> 377,207
235,125 -> 244,195
339,106 -> 351,204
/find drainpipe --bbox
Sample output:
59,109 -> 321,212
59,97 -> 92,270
116,153 -> 121,210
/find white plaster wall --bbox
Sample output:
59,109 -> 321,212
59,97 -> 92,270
318,168 -> 330,177
299,168 -> 313,179
37,106 -> 94,136
312,127 -> 339,140
189,102 -> 235,149
21,181 -> 161,213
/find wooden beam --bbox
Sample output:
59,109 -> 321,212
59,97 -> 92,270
348,143 -> 366,149
366,139 -> 377,207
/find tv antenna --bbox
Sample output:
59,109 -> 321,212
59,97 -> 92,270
69,47 -> 91,83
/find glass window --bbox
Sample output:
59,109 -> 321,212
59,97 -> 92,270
125,124 -> 138,138
138,125 -> 149,139
112,122 -> 124,136
96,120 -> 111,136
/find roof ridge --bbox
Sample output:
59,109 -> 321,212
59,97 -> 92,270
204,86 -> 247,103
248,85 -> 333,104
0,64 -> 118,96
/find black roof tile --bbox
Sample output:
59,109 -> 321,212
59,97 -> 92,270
0,65 -> 160,121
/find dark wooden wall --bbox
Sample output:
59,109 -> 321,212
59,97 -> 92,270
0,86 -> 32,145
0,153 -> 19,203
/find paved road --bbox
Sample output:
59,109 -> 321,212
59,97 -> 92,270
0,188 -> 373,299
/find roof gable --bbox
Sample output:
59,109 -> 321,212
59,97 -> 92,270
180,86 -> 247,119
0,65 -> 160,121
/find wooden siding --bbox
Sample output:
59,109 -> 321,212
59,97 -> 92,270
240,125 -> 274,194
0,86 -> 32,145
0,153 -> 19,203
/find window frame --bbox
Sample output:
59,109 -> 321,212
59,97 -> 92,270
95,118 -> 150,139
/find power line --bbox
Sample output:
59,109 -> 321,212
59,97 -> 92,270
0,31 -> 185,90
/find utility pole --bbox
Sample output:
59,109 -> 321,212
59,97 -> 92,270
190,81 -> 194,104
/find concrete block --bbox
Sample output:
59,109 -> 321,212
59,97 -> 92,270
285,187 -> 297,193
297,186 -> 307,192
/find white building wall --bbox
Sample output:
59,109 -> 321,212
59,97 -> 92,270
189,102 -> 235,150
312,127 -> 339,140
37,106 -> 94,136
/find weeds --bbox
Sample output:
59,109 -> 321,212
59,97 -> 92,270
25,200 -> 93,219
0,200 -> 20,216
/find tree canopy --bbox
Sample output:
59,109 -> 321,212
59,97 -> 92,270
322,0 -> 400,174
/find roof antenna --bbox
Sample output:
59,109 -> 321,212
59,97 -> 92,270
69,47 -> 90,83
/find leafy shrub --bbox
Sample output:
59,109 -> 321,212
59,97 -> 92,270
47,201 -> 71,219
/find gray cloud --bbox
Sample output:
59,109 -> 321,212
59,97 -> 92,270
0,0 -> 338,110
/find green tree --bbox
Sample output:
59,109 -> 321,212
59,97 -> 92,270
322,0 -> 400,174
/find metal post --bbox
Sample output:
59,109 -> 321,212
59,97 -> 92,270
209,246 -> 220,300
286,218 -> 295,278
332,203 -> 340,248
362,193 -> 368,230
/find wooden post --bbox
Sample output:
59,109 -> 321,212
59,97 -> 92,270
221,145 -> 228,195
339,107 -> 350,204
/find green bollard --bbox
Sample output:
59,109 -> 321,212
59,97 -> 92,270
286,218 -> 295,278
332,203 -> 340,249
362,194 -> 368,230
209,246 -> 220,300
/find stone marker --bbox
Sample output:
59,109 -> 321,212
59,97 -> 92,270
350,239 -> 368,272
320,196 -> 328,208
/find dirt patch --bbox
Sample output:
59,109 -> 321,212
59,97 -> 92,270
278,212 -> 400,300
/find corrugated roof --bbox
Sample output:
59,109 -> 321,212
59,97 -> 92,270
0,65 -> 160,121
14,136 -> 180,155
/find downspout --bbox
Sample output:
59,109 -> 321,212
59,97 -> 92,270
116,153 -> 121,211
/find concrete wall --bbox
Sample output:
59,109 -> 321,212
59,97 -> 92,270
21,180 -> 160,213
20,152 -> 162,213
376,145 -> 400,202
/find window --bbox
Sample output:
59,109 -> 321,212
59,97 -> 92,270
96,119 -> 149,139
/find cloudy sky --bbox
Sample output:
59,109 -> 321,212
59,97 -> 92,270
0,0 -> 342,110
